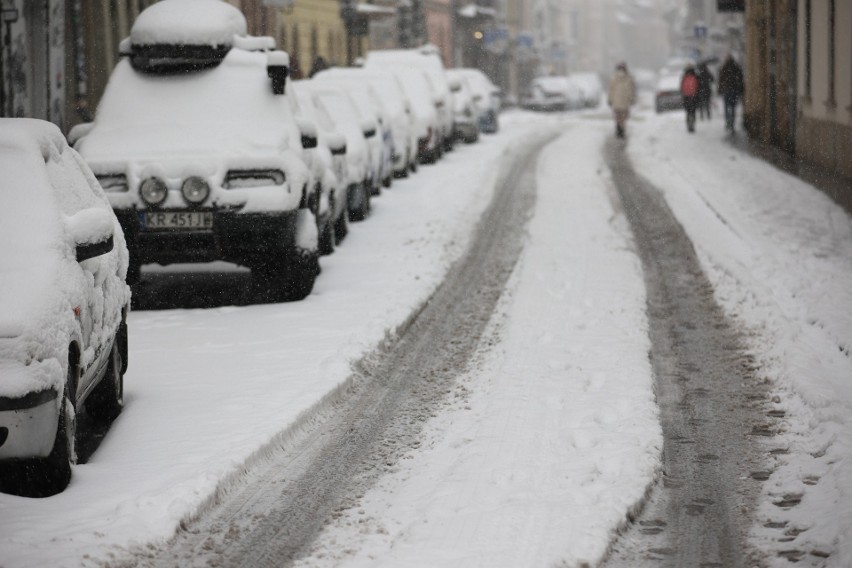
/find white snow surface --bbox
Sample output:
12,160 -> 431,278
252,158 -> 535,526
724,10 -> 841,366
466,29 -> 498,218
129,0 -> 246,47
3,108 -> 852,568
628,112 -> 852,566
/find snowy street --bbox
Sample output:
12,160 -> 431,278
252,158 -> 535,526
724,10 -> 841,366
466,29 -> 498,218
1,105 -> 851,568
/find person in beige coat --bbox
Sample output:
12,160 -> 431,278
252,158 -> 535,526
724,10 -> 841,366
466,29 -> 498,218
607,62 -> 637,139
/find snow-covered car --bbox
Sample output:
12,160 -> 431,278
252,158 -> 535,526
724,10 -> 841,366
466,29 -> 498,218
71,0 -> 320,301
382,68 -> 442,164
310,74 -> 394,192
522,76 -> 582,111
364,46 -> 455,152
313,68 -> 414,181
292,80 -> 374,222
0,119 -> 131,497
450,68 -> 500,134
655,72 -> 684,113
446,72 -> 480,144
569,72 -> 604,107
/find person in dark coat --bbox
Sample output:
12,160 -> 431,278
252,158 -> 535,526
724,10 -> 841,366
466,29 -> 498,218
717,54 -> 745,133
681,64 -> 699,133
697,63 -> 714,120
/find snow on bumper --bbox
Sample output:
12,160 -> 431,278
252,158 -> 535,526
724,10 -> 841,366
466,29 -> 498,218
0,382 -> 59,460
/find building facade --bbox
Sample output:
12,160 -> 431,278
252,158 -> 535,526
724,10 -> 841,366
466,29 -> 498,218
744,0 -> 852,183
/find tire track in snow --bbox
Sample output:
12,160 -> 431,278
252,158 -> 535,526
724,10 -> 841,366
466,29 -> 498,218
602,138 -> 770,568
123,132 -> 559,568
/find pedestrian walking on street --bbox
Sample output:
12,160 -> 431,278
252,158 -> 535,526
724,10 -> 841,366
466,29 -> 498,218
718,54 -> 745,133
697,63 -> 714,120
607,62 -> 636,139
681,63 -> 699,133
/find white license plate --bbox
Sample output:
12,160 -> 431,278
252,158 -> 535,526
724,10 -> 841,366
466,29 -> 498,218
141,211 -> 214,230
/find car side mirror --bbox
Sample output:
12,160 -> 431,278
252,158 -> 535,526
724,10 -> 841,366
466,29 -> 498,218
361,119 -> 377,139
67,122 -> 94,147
66,208 -> 115,262
449,78 -> 462,93
267,51 -> 290,95
327,132 -> 347,155
295,117 -> 318,149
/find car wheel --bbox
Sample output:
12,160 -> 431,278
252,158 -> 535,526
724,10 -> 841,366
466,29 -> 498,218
85,335 -> 124,423
383,175 -> 392,188
252,248 -> 319,303
318,217 -> 335,256
349,182 -> 370,222
409,159 -> 418,173
334,207 -> 349,244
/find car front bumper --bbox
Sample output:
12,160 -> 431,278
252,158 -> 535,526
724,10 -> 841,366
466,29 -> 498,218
0,389 -> 60,460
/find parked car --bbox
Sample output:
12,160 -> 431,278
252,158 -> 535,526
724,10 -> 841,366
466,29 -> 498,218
446,72 -> 480,143
522,76 -> 583,111
311,73 -> 394,191
655,72 -> 684,113
313,67 -> 415,179
292,80 -> 375,222
364,46 -> 455,152
0,118 -> 131,497
569,72 -> 604,107
450,68 -> 500,134
71,0 -> 320,301
383,68 -> 443,164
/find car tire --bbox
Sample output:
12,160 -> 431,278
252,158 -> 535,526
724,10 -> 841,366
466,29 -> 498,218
252,249 -> 319,303
334,207 -> 349,244
318,217 -> 335,256
383,175 -> 392,188
85,334 -> 124,423
349,182 -> 370,222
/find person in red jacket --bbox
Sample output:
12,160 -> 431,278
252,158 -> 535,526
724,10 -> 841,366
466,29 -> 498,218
681,63 -> 699,133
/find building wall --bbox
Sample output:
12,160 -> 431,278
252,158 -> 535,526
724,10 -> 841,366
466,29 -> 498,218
0,0 -> 65,126
424,0 -> 451,67
744,0 -> 797,152
797,0 -> 852,179
280,1 -> 347,77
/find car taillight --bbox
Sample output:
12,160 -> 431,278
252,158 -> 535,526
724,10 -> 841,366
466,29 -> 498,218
223,170 -> 286,189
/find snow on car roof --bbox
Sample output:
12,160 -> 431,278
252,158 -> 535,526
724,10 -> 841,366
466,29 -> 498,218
130,0 -> 247,47
657,73 -> 682,91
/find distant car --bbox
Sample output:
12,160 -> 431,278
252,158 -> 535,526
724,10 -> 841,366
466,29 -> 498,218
71,0 -> 321,301
655,73 -> 684,113
569,72 -> 604,108
292,80 -> 375,222
522,76 -> 583,111
310,73 -> 394,191
313,67 -> 416,179
383,68 -> 443,164
451,68 -> 501,134
446,73 -> 480,143
0,118 -> 131,497
364,46 -> 455,152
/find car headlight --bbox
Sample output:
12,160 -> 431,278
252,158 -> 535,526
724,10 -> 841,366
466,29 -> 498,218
181,176 -> 210,204
223,169 -> 286,189
96,174 -> 129,193
139,177 -> 168,206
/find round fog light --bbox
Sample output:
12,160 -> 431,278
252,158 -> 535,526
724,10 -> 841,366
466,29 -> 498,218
140,177 -> 168,206
181,176 -> 210,204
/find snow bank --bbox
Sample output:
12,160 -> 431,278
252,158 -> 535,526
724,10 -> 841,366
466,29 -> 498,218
629,113 -> 852,566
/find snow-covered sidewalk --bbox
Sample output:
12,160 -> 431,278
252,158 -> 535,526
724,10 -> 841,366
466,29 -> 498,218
630,111 -> 852,566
